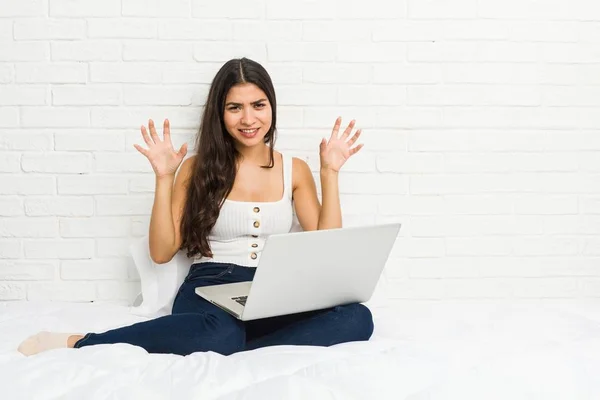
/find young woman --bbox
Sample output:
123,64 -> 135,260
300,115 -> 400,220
18,58 -> 373,357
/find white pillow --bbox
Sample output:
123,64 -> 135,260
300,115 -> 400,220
129,207 -> 303,318
129,235 -> 192,318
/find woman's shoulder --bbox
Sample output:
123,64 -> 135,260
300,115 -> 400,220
183,154 -> 197,163
291,156 -> 309,173
174,155 -> 197,185
291,156 -> 313,191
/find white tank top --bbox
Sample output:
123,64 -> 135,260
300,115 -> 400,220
193,153 -> 294,267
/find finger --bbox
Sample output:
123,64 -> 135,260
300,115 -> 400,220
163,119 -> 171,143
133,144 -> 149,157
346,129 -> 362,146
319,137 -> 327,153
177,142 -> 188,157
341,119 -> 356,140
148,119 -> 160,143
330,116 -> 342,141
349,144 -> 364,156
140,125 -> 153,146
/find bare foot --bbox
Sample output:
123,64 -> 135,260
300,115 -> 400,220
67,334 -> 84,348
17,332 -> 81,356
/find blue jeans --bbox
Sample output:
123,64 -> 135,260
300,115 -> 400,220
75,262 -> 374,356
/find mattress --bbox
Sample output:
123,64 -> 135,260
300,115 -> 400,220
1,299 -> 599,399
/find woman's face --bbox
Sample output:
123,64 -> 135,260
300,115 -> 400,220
223,83 -> 272,148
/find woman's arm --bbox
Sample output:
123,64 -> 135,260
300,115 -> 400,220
149,157 -> 193,264
293,117 -> 363,232
291,157 -> 321,232
133,118 -> 190,264
317,169 -> 342,230
148,174 -> 177,263
292,162 -> 344,232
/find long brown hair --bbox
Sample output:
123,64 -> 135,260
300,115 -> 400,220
180,58 -> 278,259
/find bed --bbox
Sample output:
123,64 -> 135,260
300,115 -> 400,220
1,299 -> 599,399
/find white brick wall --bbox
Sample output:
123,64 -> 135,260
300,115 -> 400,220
1,0 -> 599,304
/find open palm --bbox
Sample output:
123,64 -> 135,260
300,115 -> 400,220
319,117 -> 364,172
133,119 -> 188,178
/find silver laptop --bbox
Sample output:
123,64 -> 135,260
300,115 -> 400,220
195,223 -> 401,321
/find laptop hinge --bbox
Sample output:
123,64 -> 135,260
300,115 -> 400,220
210,300 -> 242,319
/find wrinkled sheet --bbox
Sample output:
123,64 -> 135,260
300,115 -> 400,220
1,299 -> 600,399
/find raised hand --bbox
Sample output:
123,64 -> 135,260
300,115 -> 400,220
319,117 -> 364,173
133,119 -> 188,178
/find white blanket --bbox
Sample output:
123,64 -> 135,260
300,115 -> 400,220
1,300 -> 600,399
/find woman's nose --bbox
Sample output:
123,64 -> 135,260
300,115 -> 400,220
241,108 -> 255,125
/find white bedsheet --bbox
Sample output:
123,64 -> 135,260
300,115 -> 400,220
1,300 -> 600,399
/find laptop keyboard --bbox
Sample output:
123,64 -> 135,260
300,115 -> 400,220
231,296 -> 247,306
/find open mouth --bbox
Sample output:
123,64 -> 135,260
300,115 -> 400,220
239,128 -> 259,138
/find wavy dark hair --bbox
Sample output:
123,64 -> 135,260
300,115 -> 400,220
180,58 -> 277,259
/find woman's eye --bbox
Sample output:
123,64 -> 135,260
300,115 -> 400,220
254,103 -> 265,108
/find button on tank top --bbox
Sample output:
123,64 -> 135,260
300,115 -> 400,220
193,153 -> 294,267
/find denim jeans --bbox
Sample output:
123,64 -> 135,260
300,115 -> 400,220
75,262 -> 374,356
